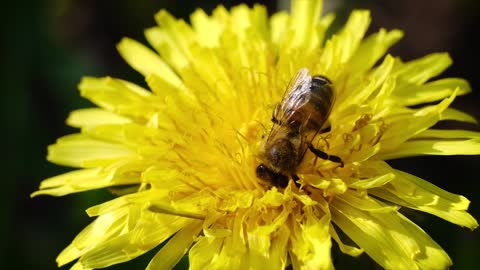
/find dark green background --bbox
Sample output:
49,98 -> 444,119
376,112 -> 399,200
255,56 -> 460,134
2,0 -> 479,269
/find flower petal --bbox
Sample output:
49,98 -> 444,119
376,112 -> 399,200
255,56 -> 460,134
336,54 -> 394,112
190,8 -> 224,48
147,220 -> 202,270
66,108 -> 131,128
144,26 -> 189,72
370,167 -> 479,229
329,224 -> 363,257
379,91 -> 457,152
394,53 -> 452,85
337,190 -> 399,213
413,129 -> 480,140
331,199 -> 452,269
394,78 -> 471,106
317,10 -> 371,77
288,0 -> 323,50
290,203 -> 333,270
440,108 -> 478,124
349,28 -> 403,73
78,77 -> 161,120
47,134 -> 135,168
189,236 -> 226,270
78,211 -> 190,269
348,172 -> 395,190
57,206 -> 133,266
32,168 -> 110,197
117,37 -> 182,86
270,11 -> 288,46
378,138 -> 480,159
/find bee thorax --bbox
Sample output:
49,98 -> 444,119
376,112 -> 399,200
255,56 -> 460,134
265,138 -> 298,172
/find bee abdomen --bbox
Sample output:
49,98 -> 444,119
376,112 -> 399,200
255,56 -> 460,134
302,75 -> 334,130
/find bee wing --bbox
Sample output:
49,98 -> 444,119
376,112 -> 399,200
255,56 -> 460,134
274,68 -> 312,122
267,68 -> 313,142
270,68 -> 312,126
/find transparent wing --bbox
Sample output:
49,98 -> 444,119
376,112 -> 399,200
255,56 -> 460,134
273,68 -> 312,123
267,68 -> 313,142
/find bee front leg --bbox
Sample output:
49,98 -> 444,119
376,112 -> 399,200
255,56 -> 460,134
291,174 -> 301,188
272,116 -> 281,125
308,144 -> 344,167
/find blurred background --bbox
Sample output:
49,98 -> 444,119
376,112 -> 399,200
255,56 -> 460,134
2,0 -> 479,269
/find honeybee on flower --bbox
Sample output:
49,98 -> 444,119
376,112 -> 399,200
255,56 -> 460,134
256,68 -> 343,187
33,1 -> 479,269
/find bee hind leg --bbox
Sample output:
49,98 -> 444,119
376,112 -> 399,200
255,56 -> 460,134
308,144 -> 344,167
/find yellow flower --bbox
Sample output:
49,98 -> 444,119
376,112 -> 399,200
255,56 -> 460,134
33,1 -> 479,269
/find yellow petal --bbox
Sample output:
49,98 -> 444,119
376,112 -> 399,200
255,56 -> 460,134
413,129 -> 480,140
334,10 -> 371,63
47,134 -> 135,168
57,206 -> 133,266
440,108 -> 478,124
269,11 -> 288,46
394,53 -> 452,85
246,231 -> 272,269
394,78 -> 471,106
329,224 -> 363,257
70,261 -> 91,270
154,9 -> 196,63
349,28 -> 403,73
116,37 -> 182,86
336,54 -> 394,111
290,206 -> 333,270
144,26 -> 190,72
378,138 -> 480,159
31,168 -> 109,197
380,91 -> 457,152
147,220 -> 202,270
397,214 -> 453,270
86,189 -> 166,216
66,108 -> 131,128
145,67 -> 190,98
370,168 -> 479,229
337,190 -> 399,213
189,8 -> 224,48
78,77 -> 161,120
288,0 -> 323,50
348,172 -> 395,190
331,199 -> 452,269
79,211 -> 190,269
267,225 -> 290,269
189,237 -> 228,270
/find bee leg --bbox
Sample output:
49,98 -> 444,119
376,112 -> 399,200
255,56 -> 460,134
271,104 -> 282,125
308,144 -> 344,167
271,115 -> 281,125
291,174 -> 301,188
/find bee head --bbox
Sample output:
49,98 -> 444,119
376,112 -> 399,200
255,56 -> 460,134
256,164 -> 289,188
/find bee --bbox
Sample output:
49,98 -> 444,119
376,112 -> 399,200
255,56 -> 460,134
256,68 -> 344,187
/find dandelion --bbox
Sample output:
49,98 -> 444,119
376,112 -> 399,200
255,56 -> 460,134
33,0 -> 479,269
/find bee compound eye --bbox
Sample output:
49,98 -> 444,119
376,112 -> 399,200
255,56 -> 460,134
256,164 -> 278,183
256,164 -> 290,188
256,164 -> 269,179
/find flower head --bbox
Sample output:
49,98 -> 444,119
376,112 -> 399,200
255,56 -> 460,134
33,1 -> 479,269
